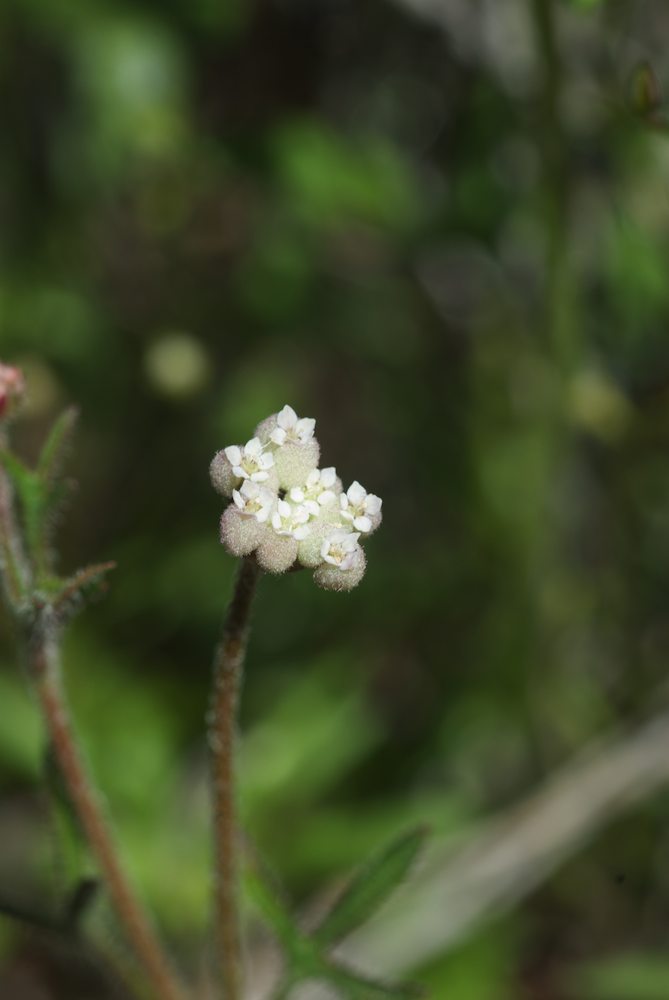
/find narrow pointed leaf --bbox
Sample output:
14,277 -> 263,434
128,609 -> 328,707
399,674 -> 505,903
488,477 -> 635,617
52,561 -> 116,618
245,855 -> 324,980
245,863 -> 301,951
37,407 -> 78,488
314,826 -> 428,947
245,854 -> 313,958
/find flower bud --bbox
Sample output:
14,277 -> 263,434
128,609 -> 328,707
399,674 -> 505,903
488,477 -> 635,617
220,506 -> 265,557
0,363 -> 26,421
210,450 -> 238,497
256,532 -> 298,574
273,439 -> 320,490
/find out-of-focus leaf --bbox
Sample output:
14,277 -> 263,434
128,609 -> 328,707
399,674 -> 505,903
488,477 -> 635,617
568,953 -> 669,999
314,826 -> 428,947
273,122 -> 420,230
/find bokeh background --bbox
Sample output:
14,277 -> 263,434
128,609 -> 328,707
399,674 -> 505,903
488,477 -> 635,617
3,0 -> 669,996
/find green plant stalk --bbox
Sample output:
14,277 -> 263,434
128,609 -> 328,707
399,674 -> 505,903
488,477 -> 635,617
28,609 -> 188,1000
528,0 -> 575,374
209,557 -> 260,1000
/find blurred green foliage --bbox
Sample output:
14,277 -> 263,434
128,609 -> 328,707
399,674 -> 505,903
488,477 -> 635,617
3,0 -> 669,996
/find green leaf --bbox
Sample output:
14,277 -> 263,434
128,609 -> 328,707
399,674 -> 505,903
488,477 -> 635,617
568,953 -> 669,999
314,826 -> 428,947
0,448 -> 45,568
37,406 -> 79,487
245,853 -> 323,981
245,856 -> 304,954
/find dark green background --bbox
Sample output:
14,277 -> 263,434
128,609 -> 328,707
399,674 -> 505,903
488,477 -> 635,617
3,0 -> 669,996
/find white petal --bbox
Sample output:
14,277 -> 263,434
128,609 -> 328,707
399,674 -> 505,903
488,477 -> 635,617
296,417 -> 315,441
250,471 -> 269,482
318,490 -> 336,507
245,437 -> 262,456
270,428 -> 286,446
304,500 -> 320,517
353,515 -> 372,532
278,405 -> 297,429
259,452 -> 275,470
328,529 -> 348,544
340,494 -> 349,510
277,499 -> 291,517
290,488 -> 305,503
366,494 -> 382,515
256,507 -> 270,523
225,445 -> 242,465
293,506 -> 310,524
341,509 -> 354,522
348,481 -> 366,504
321,467 -> 336,487
232,465 -> 247,479
232,490 -> 244,510
293,525 -> 310,541
271,511 -> 282,531
341,553 -> 356,571
306,469 -> 319,487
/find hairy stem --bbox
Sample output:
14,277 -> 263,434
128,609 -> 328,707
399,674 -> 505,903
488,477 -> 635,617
210,557 -> 260,1000
29,610 -> 188,1000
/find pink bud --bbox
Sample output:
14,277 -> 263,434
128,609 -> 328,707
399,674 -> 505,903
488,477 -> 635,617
0,363 -> 25,419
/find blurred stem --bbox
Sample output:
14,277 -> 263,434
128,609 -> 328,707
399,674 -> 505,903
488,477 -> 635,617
28,608 -> 188,1000
529,0 -> 575,376
210,557 -> 260,1000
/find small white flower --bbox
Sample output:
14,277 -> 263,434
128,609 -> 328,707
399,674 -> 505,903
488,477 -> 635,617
231,480 -> 275,522
270,405 -> 316,447
289,467 -> 339,515
224,437 -> 274,482
340,481 -> 382,533
320,529 -> 361,570
271,498 -> 311,540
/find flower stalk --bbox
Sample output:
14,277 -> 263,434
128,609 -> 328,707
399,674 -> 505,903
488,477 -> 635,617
28,607 -> 188,1000
210,556 -> 260,1000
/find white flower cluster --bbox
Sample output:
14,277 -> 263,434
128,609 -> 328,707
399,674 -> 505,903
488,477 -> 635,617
210,405 -> 382,591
